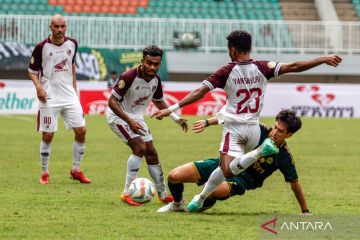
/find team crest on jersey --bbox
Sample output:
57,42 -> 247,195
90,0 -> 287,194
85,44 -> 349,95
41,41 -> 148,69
49,52 -> 53,56
135,86 -> 140,90
152,86 -> 156,92
67,49 -> 71,56
30,57 -> 34,64
267,61 -> 276,68
117,80 -> 125,89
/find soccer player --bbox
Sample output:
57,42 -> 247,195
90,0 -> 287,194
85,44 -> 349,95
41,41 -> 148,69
107,45 -> 188,206
28,14 -> 90,184
157,109 -> 310,215
152,30 -> 342,211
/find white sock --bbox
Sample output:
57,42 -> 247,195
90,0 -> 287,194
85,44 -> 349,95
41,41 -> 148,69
124,154 -> 142,194
72,141 -> 85,171
199,167 -> 225,201
229,148 -> 262,175
148,163 -> 167,199
40,141 -> 51,173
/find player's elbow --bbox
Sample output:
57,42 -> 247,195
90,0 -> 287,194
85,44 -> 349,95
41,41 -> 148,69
108,96 -> 117,110
193,87 -> 209,99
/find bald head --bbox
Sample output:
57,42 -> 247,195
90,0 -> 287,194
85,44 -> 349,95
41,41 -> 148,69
50,14 -> 67,44
50,14 -> 66,25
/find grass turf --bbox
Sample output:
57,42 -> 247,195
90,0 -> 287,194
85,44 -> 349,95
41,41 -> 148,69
0,115 -> 359,239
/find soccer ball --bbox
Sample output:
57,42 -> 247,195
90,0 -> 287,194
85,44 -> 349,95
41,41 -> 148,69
129,178 -> 155,203
180,32 -> 195,47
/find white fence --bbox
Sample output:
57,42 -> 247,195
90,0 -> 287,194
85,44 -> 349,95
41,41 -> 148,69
1,15 -> 360,54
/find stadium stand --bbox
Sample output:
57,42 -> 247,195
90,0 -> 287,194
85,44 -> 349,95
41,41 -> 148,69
334,0 -> 358,21
1,0 -> 359,54
0,0 -> 293,50
351,0 -> 360,19
0,0 -> 358,22
279,0 -> 320,20
0,0 -> 284,20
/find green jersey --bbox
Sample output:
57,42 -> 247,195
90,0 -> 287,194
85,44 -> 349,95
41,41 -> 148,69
193,124 -> 298,196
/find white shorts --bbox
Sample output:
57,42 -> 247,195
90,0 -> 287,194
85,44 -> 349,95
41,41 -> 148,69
37,103 -> 85,132
108,116 -> 153,143
219,122 -> 260,158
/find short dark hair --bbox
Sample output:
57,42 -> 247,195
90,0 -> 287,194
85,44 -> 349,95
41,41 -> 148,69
226,30 -> 252,53
111,71 -> 117,75
143,45 -> 163,58
275,109 -> 302,134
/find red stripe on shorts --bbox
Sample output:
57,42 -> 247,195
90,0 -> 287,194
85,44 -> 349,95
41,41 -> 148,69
116,124 -> 131,141
222,132 -> 230,154
37,110 -> 40,131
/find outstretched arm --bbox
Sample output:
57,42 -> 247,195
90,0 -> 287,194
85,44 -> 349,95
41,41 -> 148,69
178,84 -> 211,109
151,84 -> 211,119
153,100 -> 188,132
279,54 -> 342,75
192,117 -> 219,133
290,180 -> 311,215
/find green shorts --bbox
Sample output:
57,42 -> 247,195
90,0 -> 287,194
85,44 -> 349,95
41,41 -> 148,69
193,158 -> 246,196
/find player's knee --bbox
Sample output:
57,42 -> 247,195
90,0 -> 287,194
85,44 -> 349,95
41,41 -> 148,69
75,127 -> 87,137
146,147 -> 158,159
168,170 -> 181,183
42,132 -> 54,143
133,143 -> 146,157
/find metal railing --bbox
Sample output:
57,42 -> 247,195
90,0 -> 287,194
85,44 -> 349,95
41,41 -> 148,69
1,14 -> 360,54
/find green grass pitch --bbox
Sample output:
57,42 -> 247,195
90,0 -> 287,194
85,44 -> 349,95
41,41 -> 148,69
0,115 -> 359,239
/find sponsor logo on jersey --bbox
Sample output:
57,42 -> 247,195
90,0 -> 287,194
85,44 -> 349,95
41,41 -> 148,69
132,94 -> 150,107
54,59 -> 68,72
118,80 -> 125,89
267,61 -> 276,68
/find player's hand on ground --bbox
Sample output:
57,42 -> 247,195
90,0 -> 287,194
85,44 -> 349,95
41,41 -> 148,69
128,119 -> 146,136
192,120 -> 206,133
324,54 -> 342,67
36,86 -> 47,103
151,109 -> 171,120
175,118 -> 188,132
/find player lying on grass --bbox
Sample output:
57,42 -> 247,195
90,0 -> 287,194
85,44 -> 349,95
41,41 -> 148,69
157,109 -> 310,214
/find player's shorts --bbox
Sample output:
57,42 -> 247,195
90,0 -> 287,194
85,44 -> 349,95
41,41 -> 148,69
219,122 -> 260,158
192,158 -> 246,196
108,116 -> 152,143
37,103 -> 85,132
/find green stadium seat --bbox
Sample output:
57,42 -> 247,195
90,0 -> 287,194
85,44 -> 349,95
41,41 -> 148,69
0,0 -> 292,50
